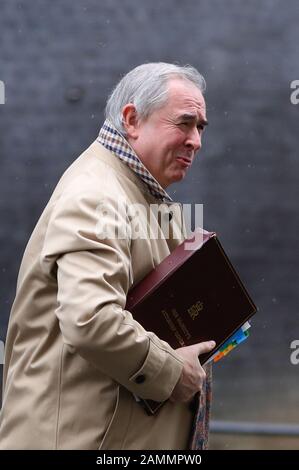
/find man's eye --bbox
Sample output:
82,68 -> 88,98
180,122 -> 204,131
180,122 -> 189,127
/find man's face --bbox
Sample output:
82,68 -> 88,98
125,78 -> 207,188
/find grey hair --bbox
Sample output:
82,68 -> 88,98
105,62 -> 206,135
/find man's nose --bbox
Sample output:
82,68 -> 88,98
185,127 -> 202,152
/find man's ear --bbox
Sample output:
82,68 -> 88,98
122,103 -> 139,139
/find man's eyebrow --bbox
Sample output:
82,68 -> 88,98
179,113 -> 209,126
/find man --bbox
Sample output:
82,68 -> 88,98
0,63 -> 215,450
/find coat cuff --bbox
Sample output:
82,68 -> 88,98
128,337 -> 184,401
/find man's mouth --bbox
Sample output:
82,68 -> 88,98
176,156 -> 192,168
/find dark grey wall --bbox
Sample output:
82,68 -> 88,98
1,0 -> 299,441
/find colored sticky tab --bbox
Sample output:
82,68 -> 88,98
209,323 -> 251,364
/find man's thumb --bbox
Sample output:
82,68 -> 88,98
196,340 -> 216,355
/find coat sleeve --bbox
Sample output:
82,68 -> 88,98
40,188 -> 184,402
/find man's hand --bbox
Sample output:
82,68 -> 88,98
169,341 -> 216,403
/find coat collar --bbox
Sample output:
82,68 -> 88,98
97,119 -> 172,203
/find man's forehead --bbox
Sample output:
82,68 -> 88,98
166,79 -> 206,114
165,95 -> 206,126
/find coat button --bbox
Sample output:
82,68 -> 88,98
135,374 -> 146,384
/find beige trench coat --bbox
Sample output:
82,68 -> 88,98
0,141 -> 194,449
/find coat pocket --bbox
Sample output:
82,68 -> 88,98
98,386 -> 134,450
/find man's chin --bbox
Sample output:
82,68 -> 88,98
163,169 -> 187,188
172,170 -> 187,183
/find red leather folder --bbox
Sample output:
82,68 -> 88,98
125,229 -> 257,414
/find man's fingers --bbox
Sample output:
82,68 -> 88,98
195,340 -> 216,355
